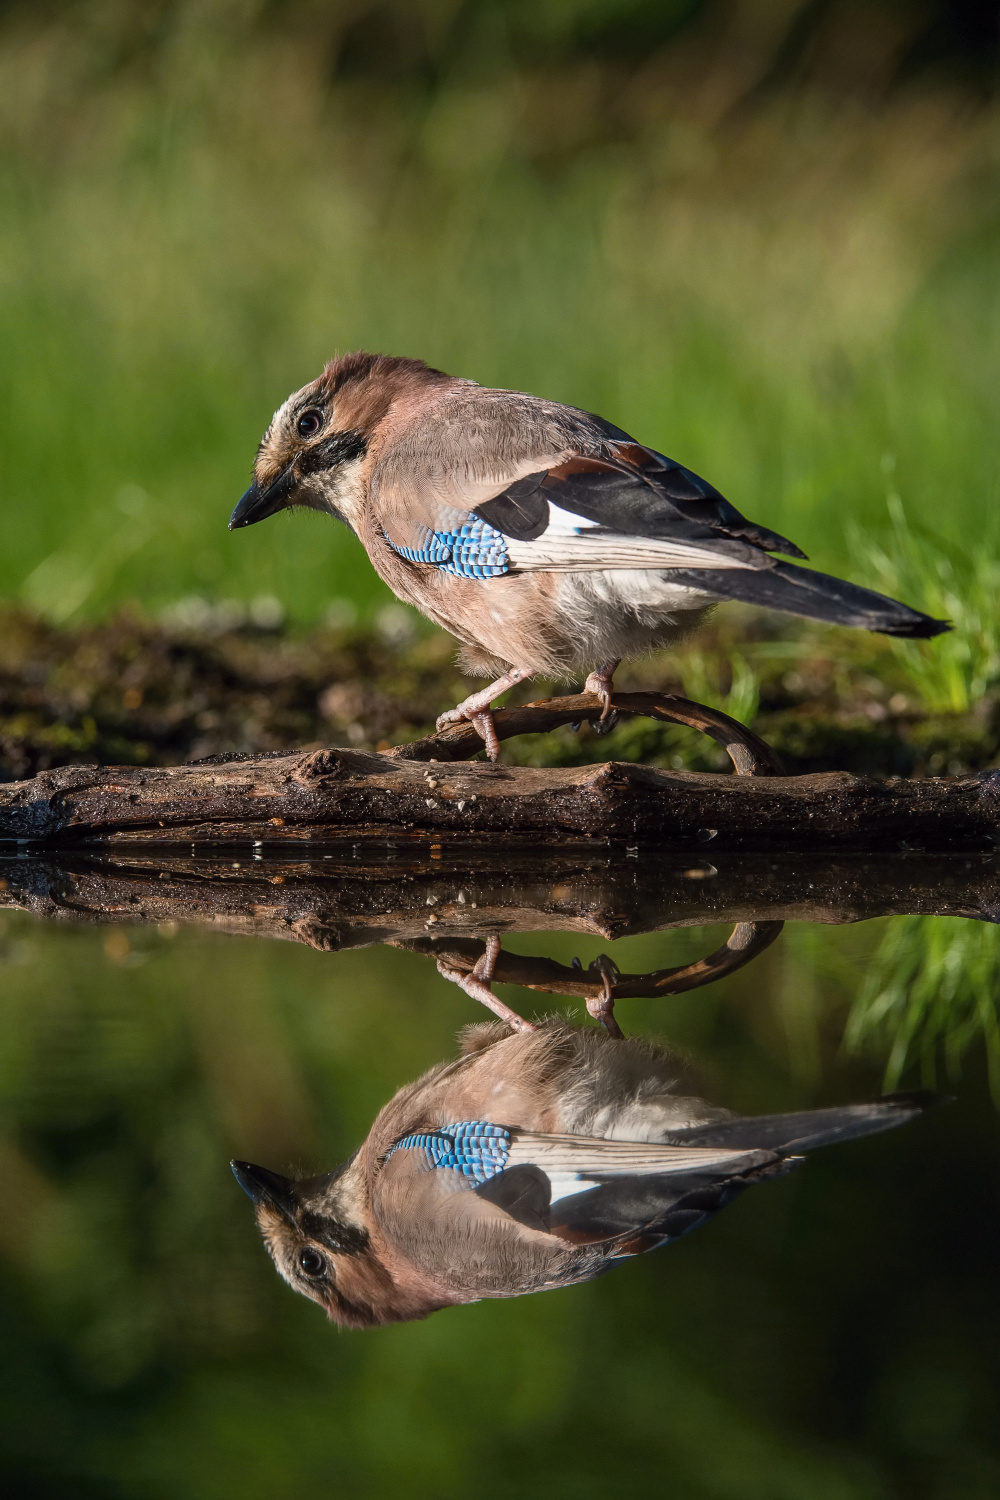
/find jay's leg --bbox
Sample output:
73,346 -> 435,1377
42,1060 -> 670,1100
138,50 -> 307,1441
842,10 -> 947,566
585,953 -> 624,1038
436,666 -> 534,761
584,658 -> 621,734
437,935 -> 537,1032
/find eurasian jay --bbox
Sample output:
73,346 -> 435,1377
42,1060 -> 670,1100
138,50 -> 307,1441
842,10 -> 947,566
232,1019 -> 934,1328
229,353 -> 947,757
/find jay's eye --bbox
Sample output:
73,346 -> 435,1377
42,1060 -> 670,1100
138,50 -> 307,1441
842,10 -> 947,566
298,1248 -> 326,1278
297,409 -> 324,438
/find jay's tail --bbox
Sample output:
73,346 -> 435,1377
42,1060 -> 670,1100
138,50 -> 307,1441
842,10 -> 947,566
669,560 -> 949,638
666,1092 -> 942,1155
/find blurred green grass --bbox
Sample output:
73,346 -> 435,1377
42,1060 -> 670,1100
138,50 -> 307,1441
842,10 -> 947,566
1,0 -> 998,710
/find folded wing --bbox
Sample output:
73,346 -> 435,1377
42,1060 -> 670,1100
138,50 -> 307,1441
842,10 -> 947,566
377,406 -> 946,638
481,1093 -> 938,1253
376,1096 -> 938,1292
477,1129 -> 791,1252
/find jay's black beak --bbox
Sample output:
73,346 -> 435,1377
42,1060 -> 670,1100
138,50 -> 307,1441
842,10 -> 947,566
229,466 -> 297,530
231,1160 -> 299,1216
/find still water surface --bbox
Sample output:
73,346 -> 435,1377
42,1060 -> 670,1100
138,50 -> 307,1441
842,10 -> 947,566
1,852 -> 997,1499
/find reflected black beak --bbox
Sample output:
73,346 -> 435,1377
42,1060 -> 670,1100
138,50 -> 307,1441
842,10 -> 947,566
229,467 -> 297,530
231,1160 -> 298,1216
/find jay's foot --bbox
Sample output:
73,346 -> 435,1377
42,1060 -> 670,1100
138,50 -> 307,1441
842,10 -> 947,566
585,954 -> 624,1038
435,666 -> 534,761
584,658 -> 621,736
437,935 -> 537,1032
468,710 -> 500,761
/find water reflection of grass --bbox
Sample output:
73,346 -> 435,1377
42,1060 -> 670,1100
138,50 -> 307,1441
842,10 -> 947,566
846,917 -> 1000,1102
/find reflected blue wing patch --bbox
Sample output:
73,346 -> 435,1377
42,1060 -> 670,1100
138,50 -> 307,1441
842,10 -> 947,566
387,1121 -> 511,1182
388,520 -> 510,579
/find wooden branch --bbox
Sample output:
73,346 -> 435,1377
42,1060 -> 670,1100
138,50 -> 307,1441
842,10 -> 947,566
391,691 -> 784,775
1,748 -> 999,849
403,920 -> 786,1002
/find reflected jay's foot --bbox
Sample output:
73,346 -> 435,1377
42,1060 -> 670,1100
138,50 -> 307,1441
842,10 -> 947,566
437,934 -> 537,1032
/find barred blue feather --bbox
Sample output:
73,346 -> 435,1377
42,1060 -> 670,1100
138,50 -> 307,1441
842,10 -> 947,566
388,519 -> 510,579
387,1120 -> 511,1183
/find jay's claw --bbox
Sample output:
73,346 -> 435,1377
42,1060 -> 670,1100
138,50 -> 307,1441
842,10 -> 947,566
433,705 -> 502,761
585,954 -> 623,1038
437,935 -> 537,1031
433,706 -> 501,760
584,658 -> 621,729
435,666 -> 534,760
469,710 -> 501,761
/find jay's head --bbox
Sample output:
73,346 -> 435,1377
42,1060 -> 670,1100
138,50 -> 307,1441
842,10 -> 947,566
229,351 -> 449,534
231,1155 -> 444,1328
231,1156 -> 386,1328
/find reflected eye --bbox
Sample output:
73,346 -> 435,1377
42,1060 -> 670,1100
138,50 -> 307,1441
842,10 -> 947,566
298,1247 -> 326,1278
297,409 -> 324,437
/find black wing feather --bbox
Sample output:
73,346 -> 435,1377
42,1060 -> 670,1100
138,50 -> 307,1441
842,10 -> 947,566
470,426 -> 947,639
473,475 -> 550,541
475,435 -> 808,558
548,1157 -> 795,1249
479,1096 -> 940,1254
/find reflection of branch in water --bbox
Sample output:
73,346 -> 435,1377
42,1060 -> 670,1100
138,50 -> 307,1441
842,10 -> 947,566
4,852 -> 1000,943
416,920 -> 784,1036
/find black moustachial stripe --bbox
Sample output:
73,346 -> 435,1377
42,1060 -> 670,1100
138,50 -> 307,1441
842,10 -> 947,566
298,429 -> 368,475
298,1209 -> 370,1256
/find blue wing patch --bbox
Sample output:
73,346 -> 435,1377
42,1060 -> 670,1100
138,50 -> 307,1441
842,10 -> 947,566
387,519 -> 510,579
387,1121 -> 511,1182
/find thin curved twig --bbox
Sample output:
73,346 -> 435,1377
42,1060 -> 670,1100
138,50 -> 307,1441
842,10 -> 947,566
390,691 -> 782,776
414,919 -> 785,1033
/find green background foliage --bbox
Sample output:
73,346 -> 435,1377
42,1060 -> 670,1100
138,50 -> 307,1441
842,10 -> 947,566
1,0 -> 999,671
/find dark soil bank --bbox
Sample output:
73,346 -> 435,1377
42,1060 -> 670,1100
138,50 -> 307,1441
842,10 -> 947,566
1,605 -> 997,781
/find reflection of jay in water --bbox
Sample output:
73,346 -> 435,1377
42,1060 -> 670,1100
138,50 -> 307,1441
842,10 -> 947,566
233,1021 -> 934,1328
230,353 -> 946,758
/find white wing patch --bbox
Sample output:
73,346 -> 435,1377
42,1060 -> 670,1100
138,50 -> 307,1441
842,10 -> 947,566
544,503 -> 601,535
507,505 -> 759,572
507,1131 -> 765,1179
505,1131 -> 783,1206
